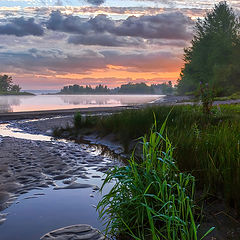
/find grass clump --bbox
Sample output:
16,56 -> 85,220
97,119 -> 214,240
214,92 -> 240,101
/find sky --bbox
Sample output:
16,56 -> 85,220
0,0 -> 239,89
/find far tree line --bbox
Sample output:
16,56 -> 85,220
60,82 -> 174,95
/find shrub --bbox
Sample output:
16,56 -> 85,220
74,112 -> 82,129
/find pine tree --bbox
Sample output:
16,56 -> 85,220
177,1 -> 240,96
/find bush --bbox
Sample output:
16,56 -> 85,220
74,112 -> 82,129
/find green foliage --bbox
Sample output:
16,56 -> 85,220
74,112 -> 82,129
95,105 -> 240,212
97,120 -> 214,239
61,84 -> 110,94
178,2 -> 240,96
0,74 -> 21,94
214,92 -> 240,101
118,82 -> 152,94
199,83 -> 214,114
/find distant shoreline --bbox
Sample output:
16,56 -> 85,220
54,92 -> 168,95
0,91 -> 34,96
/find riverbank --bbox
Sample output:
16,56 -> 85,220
0,94 -> 178,121
0,106 -> 132,121
51,103 -> 240,239
0,94 -> 163,117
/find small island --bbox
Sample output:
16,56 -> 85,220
0,75 -> 34,96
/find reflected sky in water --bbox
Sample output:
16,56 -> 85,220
0,95 -> 163,113
0,119 -> 117,240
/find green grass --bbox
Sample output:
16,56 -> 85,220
75,105 -> 240,212
214,92 -> 240,101
97,120 -> 214,239
55,104 -> 240,213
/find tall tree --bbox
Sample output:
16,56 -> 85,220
177,2 -> 240,96
0,75 -> 21,93
0,75 -> 13,92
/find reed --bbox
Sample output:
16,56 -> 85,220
56,104 -> 240,212
97,119 -> 214,239
95,104 -> 240,211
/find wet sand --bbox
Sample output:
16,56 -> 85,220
0,105 -> 132,121
0,117 -> 118,230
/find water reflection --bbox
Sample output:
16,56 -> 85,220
0,123 -> 53,141
0,119 -> 115,240
0,96 -> 22,113
61,95 -> 121,105
0,95 -> 163,113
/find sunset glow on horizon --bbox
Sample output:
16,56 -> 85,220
0,0 -> 239,90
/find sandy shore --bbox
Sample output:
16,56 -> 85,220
0,105 -> 133,121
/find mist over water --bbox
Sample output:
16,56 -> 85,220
0,94 -> 163,113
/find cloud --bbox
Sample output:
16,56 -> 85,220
101,50 -> 182,72
46,10 -> 89,34
112,12 -> 193,40
0,48 -> 106,74
55,0 -> 63,6
86,0 -> 105,6
46,10 -> 193,45
0,47 -> 182,75
68,33 -> 143,47
0,17 -> 44,37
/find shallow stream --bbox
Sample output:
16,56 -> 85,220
0,118 -> 118,240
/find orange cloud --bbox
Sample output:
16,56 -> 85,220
56,68 -> 179,80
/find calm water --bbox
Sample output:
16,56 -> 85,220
0,94 -> 163,113
0,120 -> 115,239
